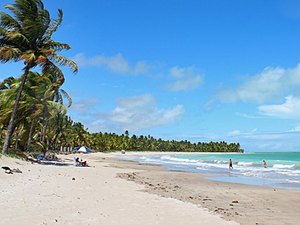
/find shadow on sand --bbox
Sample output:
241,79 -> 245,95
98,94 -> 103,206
39,160 -> 72,167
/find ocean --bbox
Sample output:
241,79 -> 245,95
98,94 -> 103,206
121,152 -> 300,190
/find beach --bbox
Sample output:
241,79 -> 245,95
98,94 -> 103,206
1,152 -> 299,225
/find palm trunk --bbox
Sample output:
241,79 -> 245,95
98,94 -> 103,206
46,138 -> 50,152
14,132 -> 18,151
2,66 -> 31,154
40,127 -> 43,142
0,126 -> 3,140
26,121 -> 35,152
42,120 -> 48,143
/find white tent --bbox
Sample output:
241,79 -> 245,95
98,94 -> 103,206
77,146 -> 91,153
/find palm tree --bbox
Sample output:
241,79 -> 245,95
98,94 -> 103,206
0,71 -> 71,152
24,72 -> 71,151
0,0 -> 78,154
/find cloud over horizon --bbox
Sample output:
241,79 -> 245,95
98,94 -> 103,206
70,94 -> 185,133
258,95 -> 300,119
73,53 -> 149,75
108,94 -> 185,132
70,98 -> 100,113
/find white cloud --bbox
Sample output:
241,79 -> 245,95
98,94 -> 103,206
70,98 -> 99,113
235,112 -> 263,119
108,94 -> 184,131
170,67 -> 189,79
73,94 -> 185,133
218,64 -> 300,103
228,130 -> 241,136
73,53 -> 149,75
88,118 -> 118,133
167,66 -> 203,91
289,125 -> 300,132
227,128 -> 257,137
258,95 -> 300,119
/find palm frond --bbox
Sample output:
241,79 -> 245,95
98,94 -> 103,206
41,61 -> 64,79
20,50 -> 36,64
0,46 -> 21,62
43,41 -> 70,51
0,11 -> 21,30
59,89 -> 72,108
38,48 -> 55,55
12,0 -> 43,22
31,103 -> 44,118
50,54 -> 78,73
35,0 -> 44,11
44,9 -> 63,41
6,31 -> 28,42
47,100 -> 67,117
43,89 -> 56,100
36,9 -> 50,40
35,54 -> 48,65
3,4 -> 23,25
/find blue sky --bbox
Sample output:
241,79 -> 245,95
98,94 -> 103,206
1,0 -> 300,152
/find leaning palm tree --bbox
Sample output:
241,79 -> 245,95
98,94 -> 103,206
0,0 -> 78,154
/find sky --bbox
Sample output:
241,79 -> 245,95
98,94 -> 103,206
1,0 -> 300,152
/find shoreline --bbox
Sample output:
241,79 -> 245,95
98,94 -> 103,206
107,151 -> 244,155
1,152 -> 299,225
110,152 -> 300,225
115,151 -> 300,191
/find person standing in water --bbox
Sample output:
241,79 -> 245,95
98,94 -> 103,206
229,159 -> 233,169
263,160 -> 267,168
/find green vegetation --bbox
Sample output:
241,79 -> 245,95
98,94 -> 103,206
0,0 -> 77,154
85,132 -> 243,153
0,0 -> 243,155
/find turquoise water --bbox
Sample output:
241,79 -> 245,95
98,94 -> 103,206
124,152 -> 300,190
176,152 -> 300,168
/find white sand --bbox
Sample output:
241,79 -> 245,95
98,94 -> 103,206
0,153 -> 239,225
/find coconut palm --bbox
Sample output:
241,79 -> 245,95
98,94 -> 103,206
24,72 -> 71,151
0,0 -> 77,154
0,71 -> 71,152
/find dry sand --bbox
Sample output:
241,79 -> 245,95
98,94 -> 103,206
1,152 -> 299,225
1,153 -> 237,225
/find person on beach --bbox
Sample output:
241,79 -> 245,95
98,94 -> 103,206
74,157 -> 88,167
74,157 -> 81,166
263,160 -> 267,168
229,159 -> 233,170
80,159 -> 88,167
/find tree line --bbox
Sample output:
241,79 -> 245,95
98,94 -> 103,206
88,132 -> 243,153
0,0 -> 244,155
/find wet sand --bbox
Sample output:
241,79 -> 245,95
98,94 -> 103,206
110,152 -> 300,225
